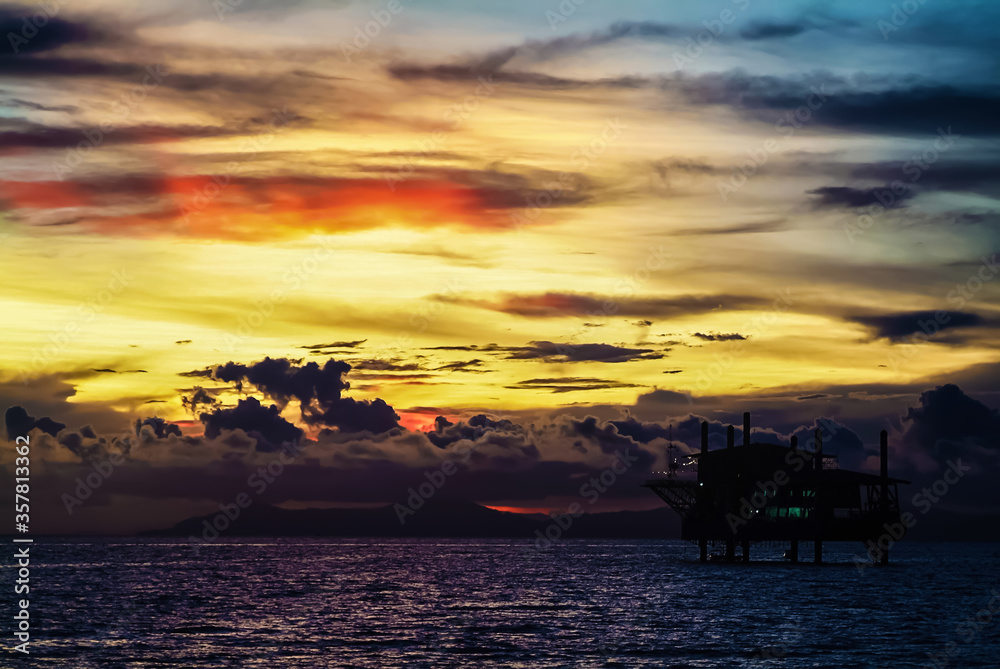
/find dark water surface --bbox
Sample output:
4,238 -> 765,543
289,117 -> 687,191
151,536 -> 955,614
6,539 -> 1000,667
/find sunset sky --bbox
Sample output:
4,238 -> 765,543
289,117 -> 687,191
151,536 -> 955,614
2,0 -> 998,533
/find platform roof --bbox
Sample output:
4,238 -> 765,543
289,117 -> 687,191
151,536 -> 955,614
683,442 -> 909,484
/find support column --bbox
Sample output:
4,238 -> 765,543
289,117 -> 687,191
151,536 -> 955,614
725,540 -> 735,562
741,540 -> 750,562
814,540 -> 822,564
815,428 -> 823,471
699,540 -> 708,563
879,430 -> 891,566
789,541 -> 798,563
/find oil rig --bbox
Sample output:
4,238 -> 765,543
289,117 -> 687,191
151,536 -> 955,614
643,413 -> 909,564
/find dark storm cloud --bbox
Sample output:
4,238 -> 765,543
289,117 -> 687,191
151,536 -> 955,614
426,414 -> 531,452
352,164 -> 595,209
807,185 -> 915,209
505,378 -> 642,394
3,98 -> 77,113
212,358 -> 400,434
385,22 -> 680,87
564,416 -> 656,468
4,405 -> 65,439
387,18 -> 860,87
850,311 -> 986,341
0,56 -> 140,78
692,332 -> 747,342
58,430 -> 97,458
518,20 -> 685,61
351,359 -> 425,372
739,21 -> 810,40
433,165 -> 595,208
420,340 -> 661,363
647,158 -> 722,193
434,359 -> 488,372
506,341 -> 662,363
201,397 -> 303,452
606,417 -> 672,444
670,220 -> 787,236
181,387 -> 218,415
636,389 -> 698,407
134,417 -> 182,440
598,412 -> 866,471
900,384 -> 1000,467
738,16 -> 857,41
791,418 -> 869,471
637,413 -> 746,452
89,368 -> 146,374
674,72 -> 1000,137
387,61 -> 581,89
20,376 -> 1000,534
446,291 -> 772,319
298,340 -> 367,350
849,160 -> 1000,199
385,27 -> 1000,136
178,369 -> 213,378
0,6 -> 108,56
0,119 -> 242,153
0,5 -> 313,98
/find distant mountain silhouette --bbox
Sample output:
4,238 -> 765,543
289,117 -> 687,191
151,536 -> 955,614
140,500 -> 681,539
139,501 -> 1000,541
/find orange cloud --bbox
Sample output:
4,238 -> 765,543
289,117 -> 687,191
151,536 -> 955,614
2,175 -> 532,239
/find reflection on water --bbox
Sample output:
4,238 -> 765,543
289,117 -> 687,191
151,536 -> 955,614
7,539 -> 1000,668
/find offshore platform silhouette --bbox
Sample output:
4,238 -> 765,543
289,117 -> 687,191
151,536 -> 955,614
643,412 -> 908,564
